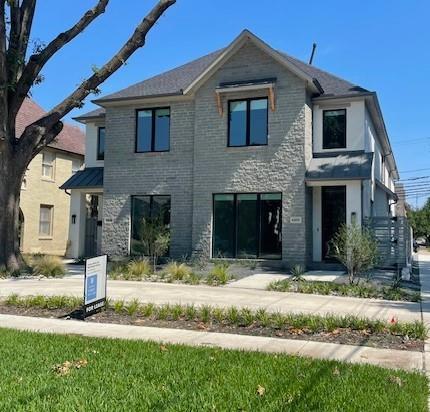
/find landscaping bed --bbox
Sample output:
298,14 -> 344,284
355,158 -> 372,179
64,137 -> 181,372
1,295 -> 426,352
267,279 -> 421,302
0,328 -> 427,411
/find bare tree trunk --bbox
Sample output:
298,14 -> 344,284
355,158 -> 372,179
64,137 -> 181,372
0,148 -> 26,271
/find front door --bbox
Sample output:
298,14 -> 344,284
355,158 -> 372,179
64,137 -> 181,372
321,186 -> 346,260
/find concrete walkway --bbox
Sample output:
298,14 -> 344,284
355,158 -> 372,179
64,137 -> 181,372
0,313 -> 421,371
0,277 -> 421,322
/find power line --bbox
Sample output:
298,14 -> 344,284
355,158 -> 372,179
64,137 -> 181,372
398,175 -> 430,182
399,167 -> 430,174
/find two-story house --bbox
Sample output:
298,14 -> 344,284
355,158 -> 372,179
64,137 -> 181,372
62,30 -> 399,268
18,98 -> 85,256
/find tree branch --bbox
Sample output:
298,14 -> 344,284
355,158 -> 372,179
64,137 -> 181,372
9,0 -> 109,122
18,0 -> 176,154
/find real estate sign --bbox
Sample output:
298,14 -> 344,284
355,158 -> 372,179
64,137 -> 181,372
84,255 -> 107,318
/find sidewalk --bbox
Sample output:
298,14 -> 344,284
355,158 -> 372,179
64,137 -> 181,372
0,277 -> 421,322
0,313 -> 422,371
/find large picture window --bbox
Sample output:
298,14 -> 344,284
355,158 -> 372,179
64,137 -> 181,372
323,109 -> 346,149
131,195 -> 171,256
213,193 -> 282,259
136,108 -> 170,152
228,98 -> 268,146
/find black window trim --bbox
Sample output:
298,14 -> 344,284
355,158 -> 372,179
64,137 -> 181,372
227,97 -> 269,147
97,126 -> 105,160
135,106 -> 171,153
322,108 -> 347,150
212,192 -> 282,260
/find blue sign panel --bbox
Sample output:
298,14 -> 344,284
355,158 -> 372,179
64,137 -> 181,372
86,274 -> 97,301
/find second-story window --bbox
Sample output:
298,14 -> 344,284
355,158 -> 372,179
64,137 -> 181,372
136,108 -> 170,152
97,127 -> 105,160
228,98 -> 268,147
323,109 -> 346,149
42,151 -> 55,180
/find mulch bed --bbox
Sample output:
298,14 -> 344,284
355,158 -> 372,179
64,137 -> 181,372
0,304 -> 422,352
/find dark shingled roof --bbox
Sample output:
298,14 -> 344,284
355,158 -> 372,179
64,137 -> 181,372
306,153 -> 373,181
73,107 -> 105,121
60,167 -> 103,189
77,36 -> 367,119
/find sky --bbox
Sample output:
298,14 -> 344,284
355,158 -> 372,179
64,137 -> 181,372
29,0 -> 430,206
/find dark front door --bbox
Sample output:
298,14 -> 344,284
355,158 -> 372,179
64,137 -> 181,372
321,186 -> 346,260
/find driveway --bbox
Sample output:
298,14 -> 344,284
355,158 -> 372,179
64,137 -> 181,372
0,277 -> 421,322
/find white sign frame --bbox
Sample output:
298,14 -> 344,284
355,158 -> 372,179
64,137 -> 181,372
83,255 -> 107,317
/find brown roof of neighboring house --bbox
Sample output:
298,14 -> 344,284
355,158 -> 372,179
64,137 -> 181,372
16,98 -> 85,156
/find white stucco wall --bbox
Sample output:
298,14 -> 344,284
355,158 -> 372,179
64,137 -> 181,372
67,190 -> 87,258
313,100 -> 365,153
85,123 -> 105,168
311,181 -> 362,262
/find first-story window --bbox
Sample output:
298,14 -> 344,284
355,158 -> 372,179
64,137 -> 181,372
323,109 -> 346,149
136,108 -> 170,152
42,151 -> 55,180
213,193 -> 282,259
228,98 -> 268,146
39,205 -> 53,237
131,195 -> 171,256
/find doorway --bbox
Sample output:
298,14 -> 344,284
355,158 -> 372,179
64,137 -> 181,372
321,186 -> 346,260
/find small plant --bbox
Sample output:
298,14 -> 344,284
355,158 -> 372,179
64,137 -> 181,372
212,307 -> 225,323
156,304 -> 171,320
126,299 -> 140,316
184,272 -> 201,285
127,259 -> 152,280
140,303 -> 155,317
207,262 -> 230,286
31,255 -> 65,277
240,308 -> 254,327
290,265 -> 305,281
165,262 -> 192,281
226,306 -> 239,325
329,224 -> 379,285
185,304 -> 197,320
171,304 -> 183,320
255,308 -> 270,327
199,305 -> 212,323
113,300 -> 125,314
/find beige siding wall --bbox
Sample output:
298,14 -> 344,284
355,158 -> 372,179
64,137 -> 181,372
20,148 -> 83,255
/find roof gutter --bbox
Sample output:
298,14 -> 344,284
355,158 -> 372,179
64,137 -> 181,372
93,91 -> 184,106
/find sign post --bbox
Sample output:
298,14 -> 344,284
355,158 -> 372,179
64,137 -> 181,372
83,255 -> 107,319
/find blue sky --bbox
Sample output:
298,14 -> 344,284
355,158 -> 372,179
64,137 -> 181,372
29,1 -> 430,204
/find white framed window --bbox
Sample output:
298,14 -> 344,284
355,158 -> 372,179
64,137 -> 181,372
39,205 -> 53,237
72,159 -> 82,175
42,151 -> 55,180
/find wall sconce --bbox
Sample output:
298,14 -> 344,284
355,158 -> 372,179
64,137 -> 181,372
351,212 -> 357,225
71,214 -> 76,224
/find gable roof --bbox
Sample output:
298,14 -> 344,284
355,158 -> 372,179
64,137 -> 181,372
85,30 -> 364,112
17,98 -> 85,156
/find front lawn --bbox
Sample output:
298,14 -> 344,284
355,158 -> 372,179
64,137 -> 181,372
268,279 -> 421,302
0,328 -> 427,411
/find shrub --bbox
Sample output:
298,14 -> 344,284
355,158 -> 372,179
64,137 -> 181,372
165,262 -> 192,281
127,259 -> 151,280
126,299 -> 140,316
184,272 -> 201,285
31,255 -> 65,277
329,224 -> 379,285
207,262 -> 230,285
290,265 -> 305,281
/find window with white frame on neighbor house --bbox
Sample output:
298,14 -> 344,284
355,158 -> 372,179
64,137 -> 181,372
323,109 -> 346,149
39,205 -> 53,237
41,151 -> 55,180
136,108 -> 170,152
228,98 -> 268,147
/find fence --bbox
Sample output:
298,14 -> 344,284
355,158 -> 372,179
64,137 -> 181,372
363,216 -> 412,270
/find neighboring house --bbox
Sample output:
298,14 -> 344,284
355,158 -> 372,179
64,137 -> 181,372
18,99 -> 85,256
62,30 -> 400,268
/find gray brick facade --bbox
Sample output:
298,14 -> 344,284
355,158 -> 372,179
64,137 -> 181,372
102,41 -> 312,267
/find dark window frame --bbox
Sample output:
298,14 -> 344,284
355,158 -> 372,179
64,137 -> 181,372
130,194 -> 171,256
322,108 -> 347,150
97,127 -> 105,160
227,97 -> 268,147
135,107 -> 170,153
212,192 -> 282,260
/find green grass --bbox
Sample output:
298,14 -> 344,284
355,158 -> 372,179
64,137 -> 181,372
3,295 -> 427,340
0,328 -> 427,411
268,279 -> 421,302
